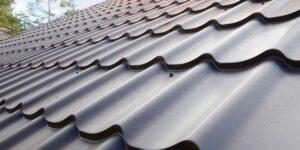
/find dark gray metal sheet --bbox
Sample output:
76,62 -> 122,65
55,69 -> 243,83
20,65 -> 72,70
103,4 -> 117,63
0,0 -> 299,69
1,61 -> 300,149
0,108 -> 125,150
0,0 -> 259,53
0,0 -> 300,149
1,17 -> 299,70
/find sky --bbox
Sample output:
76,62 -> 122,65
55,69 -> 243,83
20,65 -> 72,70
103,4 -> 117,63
12,0 -> 103,27
12,0 -> 103,15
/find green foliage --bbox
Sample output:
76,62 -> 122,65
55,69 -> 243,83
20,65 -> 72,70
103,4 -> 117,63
60,0 -> 76,13
0,0 -> 23,34
20,0 -> 77,27
0,0 -> 12,6
0,0 -> 76,34
15,12 -> 34,29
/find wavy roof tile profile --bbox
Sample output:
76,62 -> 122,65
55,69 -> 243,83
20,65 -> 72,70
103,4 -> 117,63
0,28 -> 10,41
0,0 -> 300,149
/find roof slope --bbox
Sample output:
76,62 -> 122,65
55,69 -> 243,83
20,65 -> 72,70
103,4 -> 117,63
0,28 -> 10,41
0,0 -> 300,149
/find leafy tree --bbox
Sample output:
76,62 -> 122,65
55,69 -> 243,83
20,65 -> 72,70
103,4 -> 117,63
19,0 -> 76,27
0,0 -> 76,33
15,12 -> 34,29
0,0 -> 23,34
59,0 -> 76,15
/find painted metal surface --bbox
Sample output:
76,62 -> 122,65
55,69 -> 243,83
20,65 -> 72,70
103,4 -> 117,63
0,0 -> 299,149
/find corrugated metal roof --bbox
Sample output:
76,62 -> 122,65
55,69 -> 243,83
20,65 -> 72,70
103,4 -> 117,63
0,28 -> 10,41
0,108 -> 126,149
0,0 -> 300,149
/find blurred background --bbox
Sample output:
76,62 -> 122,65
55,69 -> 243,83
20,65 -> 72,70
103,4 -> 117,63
0,0 -> 102,35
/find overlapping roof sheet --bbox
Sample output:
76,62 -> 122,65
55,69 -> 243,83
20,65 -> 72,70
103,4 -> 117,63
0,28 -> 10,41
0,0 -> 300,149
